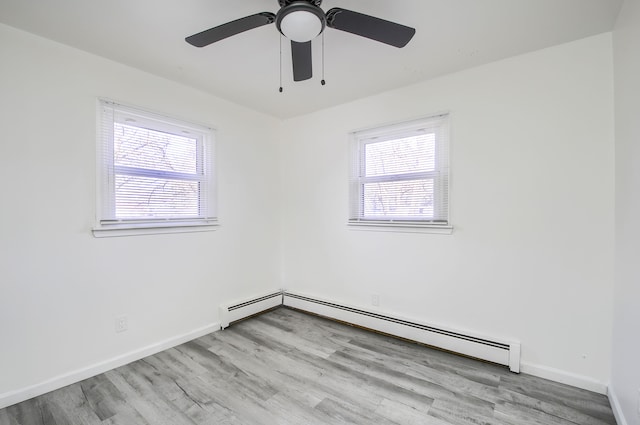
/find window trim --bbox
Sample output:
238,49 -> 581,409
92,220 -> 218,238
93,99 -> 218,237
348,113 -> 452,232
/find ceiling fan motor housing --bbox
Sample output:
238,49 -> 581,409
276,1 -> 326,42
278,0 -> 322,6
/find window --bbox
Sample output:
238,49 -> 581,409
349,114 -> 450,230
94,100 -> 217,237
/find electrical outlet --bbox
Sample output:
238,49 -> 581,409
115,315 -> 128,333
372,294 -> 380,307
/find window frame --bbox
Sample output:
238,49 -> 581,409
348,114 -> 452,233
93,99 -> 218,238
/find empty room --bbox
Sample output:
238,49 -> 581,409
0,0 -> 639,424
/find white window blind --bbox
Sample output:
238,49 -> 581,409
349,114 -> 450,227
96,100 -> 216,234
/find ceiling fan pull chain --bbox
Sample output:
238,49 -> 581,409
321,31 -> 326,86
279,34 -> 284,93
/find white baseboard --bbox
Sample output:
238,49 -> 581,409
0,322 -> 220,410
608,386 -> 630,425
519,361 -> 608,395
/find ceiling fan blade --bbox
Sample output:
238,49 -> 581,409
186,12 -> 276,47
291,41 -> 312,81
325,8 -> 415,48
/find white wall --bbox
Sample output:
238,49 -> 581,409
279,34 -> 615,390
0,19 -> 622,408
0,24 -> 281,400
612,0 -> 640,423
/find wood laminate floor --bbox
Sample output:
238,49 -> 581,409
0,307 -> 617,425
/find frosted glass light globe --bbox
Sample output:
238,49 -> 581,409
280,10 -> 322,42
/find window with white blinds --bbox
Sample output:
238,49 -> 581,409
95,100 -> 217,236
349,114 -> 450,228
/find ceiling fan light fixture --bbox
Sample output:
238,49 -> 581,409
186,0 -> 417,83
276,2 -> 326,42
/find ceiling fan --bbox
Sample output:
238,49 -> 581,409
185,0 -> 416,82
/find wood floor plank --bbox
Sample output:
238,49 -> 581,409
0,307 -> 618,425
224,326 -> 389,412
38,384 -> 101,425
427,398 -> 510,425
219,315 -> 435,420
496,402 -> 580,425
78,373 -> 126,421
374,397 -> 442,425
262,392 -> 337,425
113,364 -> 200,425
496,387 -> 614,425
331,344 -> 502,404
499,373 -> 616,424
324,347 -> 491,415
209,334 -> 328,409
4,398 -> 45,425
314,396 -> 399,425
253,312 -> 350,355
345,331 -> 508,387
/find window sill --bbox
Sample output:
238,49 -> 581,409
347,221 -> 453,234
92,221 -> 219,238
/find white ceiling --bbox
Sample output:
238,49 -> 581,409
0,0 -> 622,119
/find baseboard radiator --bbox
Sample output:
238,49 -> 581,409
219,291 -> 283,329
219,290 -> 520,373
